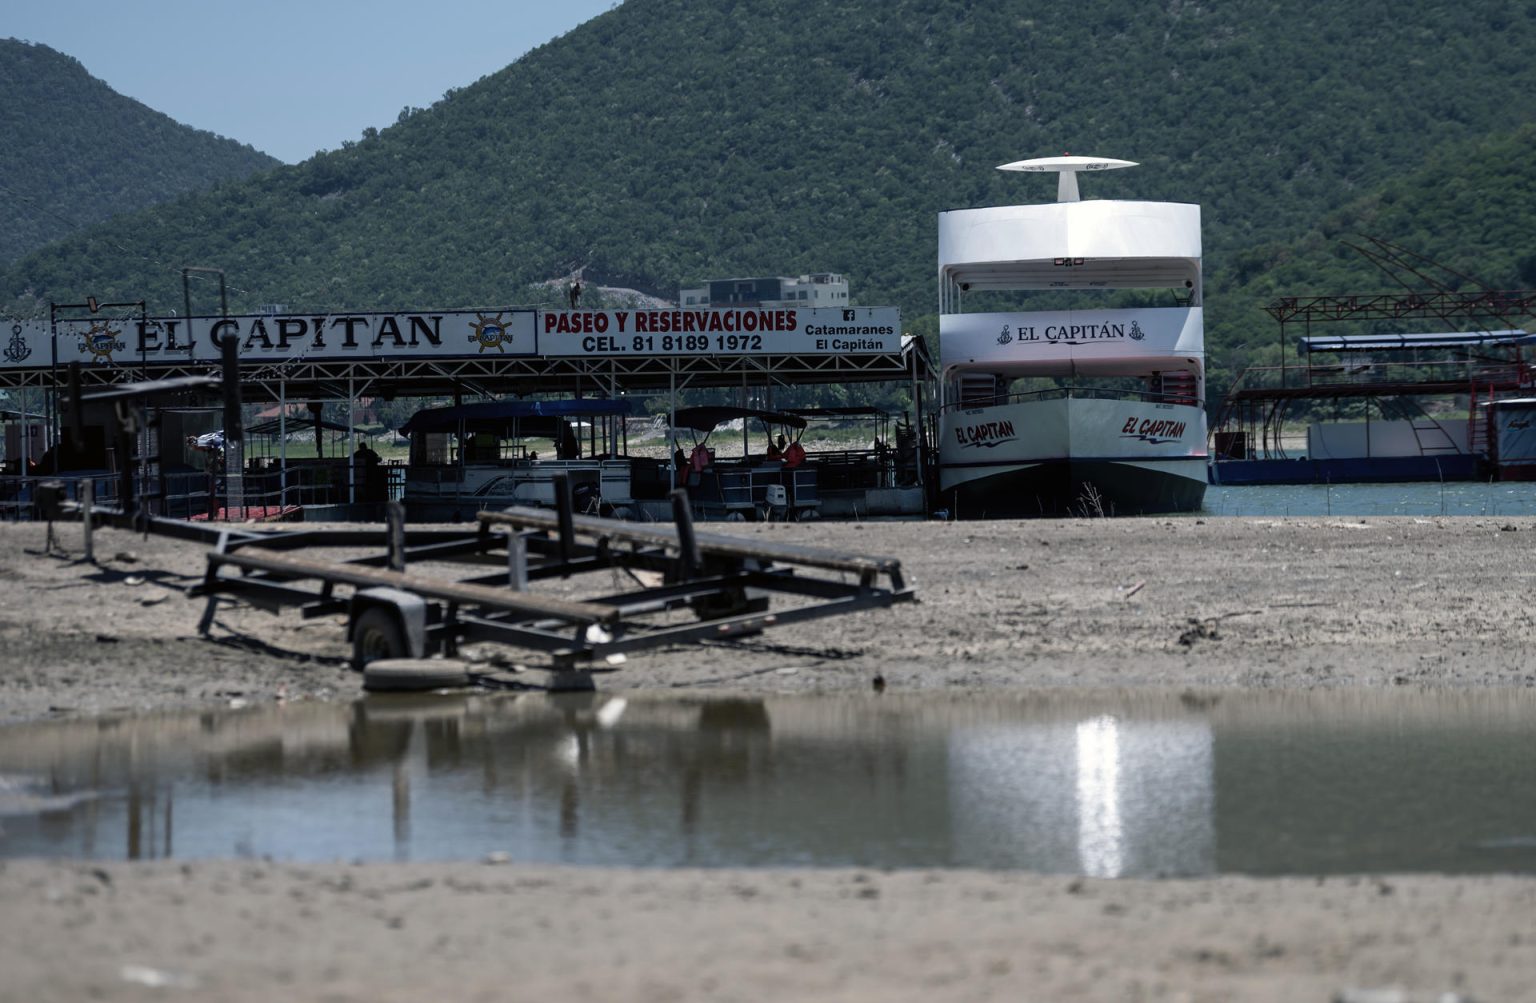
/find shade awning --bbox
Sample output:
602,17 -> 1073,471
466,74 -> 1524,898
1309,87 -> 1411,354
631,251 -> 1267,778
670,406 -> 807,433
245,416 -> 353,436
401,398 -> 632,435
1298,330 -> 1533,353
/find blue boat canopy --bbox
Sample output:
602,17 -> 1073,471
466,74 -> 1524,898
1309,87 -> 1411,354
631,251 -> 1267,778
401,398 -> 632,435
670,406 -> 806,433
1297,330 -> 1534,354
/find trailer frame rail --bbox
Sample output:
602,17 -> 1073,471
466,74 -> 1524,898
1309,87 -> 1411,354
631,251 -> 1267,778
191,481 -> 913,688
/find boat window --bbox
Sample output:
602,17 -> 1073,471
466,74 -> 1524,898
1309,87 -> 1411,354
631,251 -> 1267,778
960,374 -> 1004,406
951,286 -> 1198,314
464,432 -> 500,463
411,432 -> 451,466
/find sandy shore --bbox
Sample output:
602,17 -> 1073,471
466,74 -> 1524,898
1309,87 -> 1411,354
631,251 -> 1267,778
2,515 -> 1535,1000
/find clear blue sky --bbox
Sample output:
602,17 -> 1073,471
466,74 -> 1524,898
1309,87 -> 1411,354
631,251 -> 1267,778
5,0 -> 619,164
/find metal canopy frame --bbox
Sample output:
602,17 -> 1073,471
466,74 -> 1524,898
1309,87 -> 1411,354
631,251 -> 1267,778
0,344 -> 930,400
1213,284 -> 1536,462
3,310 -> 934,520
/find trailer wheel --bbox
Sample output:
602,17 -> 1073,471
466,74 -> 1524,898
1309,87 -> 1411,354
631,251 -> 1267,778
363,658 -> 471,692
353,606 -> 409,671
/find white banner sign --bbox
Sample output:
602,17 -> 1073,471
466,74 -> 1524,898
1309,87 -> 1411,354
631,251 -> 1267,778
0,310 -> 541,369
3,306 -> 904,369
940,307 -> 1202,367
537,306 -> 901,357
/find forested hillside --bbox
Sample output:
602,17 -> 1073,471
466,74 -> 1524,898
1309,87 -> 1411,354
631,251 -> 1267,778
6,0 -> 1536,403
0,40 -> 280,265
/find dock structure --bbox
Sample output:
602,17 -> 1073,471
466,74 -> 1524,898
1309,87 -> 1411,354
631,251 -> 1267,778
1,294 -> 933,524
1209,281 -> 1536,485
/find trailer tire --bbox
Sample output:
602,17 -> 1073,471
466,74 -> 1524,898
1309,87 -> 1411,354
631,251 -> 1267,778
363,658 -> 471,692
352,606 -> 409,671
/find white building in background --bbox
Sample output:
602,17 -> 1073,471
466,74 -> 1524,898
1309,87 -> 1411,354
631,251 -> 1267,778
679,273 -> 850,309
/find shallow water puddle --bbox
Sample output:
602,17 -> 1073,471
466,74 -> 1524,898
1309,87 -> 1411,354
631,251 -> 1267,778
1,690 -> 1534,876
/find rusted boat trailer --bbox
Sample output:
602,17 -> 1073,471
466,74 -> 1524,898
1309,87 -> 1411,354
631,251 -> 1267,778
192,480 -> 913,690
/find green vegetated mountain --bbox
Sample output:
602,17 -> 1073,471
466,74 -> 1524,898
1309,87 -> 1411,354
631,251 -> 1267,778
0,39 -> 280,266
6,0 -> 1536,403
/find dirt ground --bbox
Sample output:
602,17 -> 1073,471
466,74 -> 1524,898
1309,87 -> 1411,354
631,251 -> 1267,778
2,515 -> 1535,1001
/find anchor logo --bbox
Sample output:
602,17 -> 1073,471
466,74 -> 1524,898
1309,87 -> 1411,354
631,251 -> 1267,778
1128,320 -> 1146,341
3,323 -> 30,363
997,324 -> 1013,346
468,312 -> 515,353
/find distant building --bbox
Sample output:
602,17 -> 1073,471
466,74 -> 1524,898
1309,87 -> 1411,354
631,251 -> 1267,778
678,273 -> 850,309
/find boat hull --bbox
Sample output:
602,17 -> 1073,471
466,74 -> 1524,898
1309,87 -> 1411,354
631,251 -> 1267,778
939,397 -> 1207,517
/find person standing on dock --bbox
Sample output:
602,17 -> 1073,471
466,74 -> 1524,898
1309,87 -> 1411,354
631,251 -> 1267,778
672,443 -> 688,486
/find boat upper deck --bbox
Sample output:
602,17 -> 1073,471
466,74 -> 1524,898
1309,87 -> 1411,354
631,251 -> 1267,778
938,200 -> 1201,296
936,157 -> 1204,381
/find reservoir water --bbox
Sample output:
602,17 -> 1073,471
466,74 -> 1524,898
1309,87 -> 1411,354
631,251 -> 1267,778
1204,481 -> 1536,517
2,691 -> 1533,877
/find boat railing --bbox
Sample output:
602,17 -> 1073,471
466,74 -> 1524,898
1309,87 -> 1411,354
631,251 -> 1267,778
684,460 -> 821,518
939,385 -> 1199,414
405,457 -> 636,507
0,471 -> 119,522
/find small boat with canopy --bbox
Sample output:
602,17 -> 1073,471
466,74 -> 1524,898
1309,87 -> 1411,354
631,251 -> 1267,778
400,398 -> 662,520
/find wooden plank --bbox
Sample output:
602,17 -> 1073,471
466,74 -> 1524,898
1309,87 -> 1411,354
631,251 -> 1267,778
208,547 -> 618,625
478,507 -> 903,576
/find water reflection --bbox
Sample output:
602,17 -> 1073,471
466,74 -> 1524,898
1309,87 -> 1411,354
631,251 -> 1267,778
948,713 -> 1213,876
0,690 -> 1532,876
1076,715 -> 1124,877
1205,481 -> 1536,517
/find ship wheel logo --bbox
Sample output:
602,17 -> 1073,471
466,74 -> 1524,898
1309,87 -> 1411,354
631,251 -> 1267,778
1128,320 -> 1146,341
77,320 -> 125,362
997,324 -> 1013,346
468,312 -> 515,353
3,323 -> 30,363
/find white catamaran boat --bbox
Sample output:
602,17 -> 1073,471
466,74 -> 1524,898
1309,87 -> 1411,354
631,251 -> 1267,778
937,155 -> 1207,517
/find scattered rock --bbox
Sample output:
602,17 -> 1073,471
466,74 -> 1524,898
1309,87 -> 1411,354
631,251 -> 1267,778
1178,619 -> 1219,647
120,965 -> 196,989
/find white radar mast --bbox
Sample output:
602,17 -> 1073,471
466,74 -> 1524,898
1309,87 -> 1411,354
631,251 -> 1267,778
996,155 -> 1137,203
